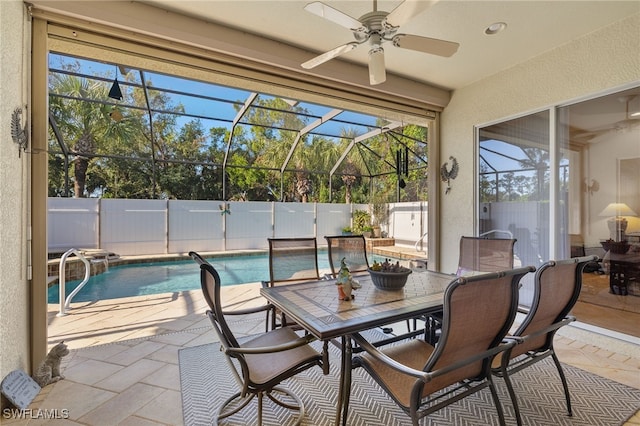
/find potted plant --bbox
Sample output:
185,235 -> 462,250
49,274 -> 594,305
368,259 -> 412,290
371,195 -> 389,238
362,225 -> 373,238
341,226 -> 352,235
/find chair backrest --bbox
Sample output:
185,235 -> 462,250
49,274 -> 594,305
510,255 -> 597,357
189,251 -> 240,349
267,237 -> 320,286
457,236 -> 516,275
425,266 -> 534,392
325,235 -> 370,277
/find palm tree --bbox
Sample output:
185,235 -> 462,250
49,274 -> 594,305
49,72 -> 141,197
341,161 -> 358,204
295,165 -> 311,202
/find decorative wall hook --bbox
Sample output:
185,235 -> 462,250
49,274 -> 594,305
11,107 -> 28,157
440,156 -> 459,194
219,203 -> 231,215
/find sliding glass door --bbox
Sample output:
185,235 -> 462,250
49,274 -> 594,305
477,86 -> 640,333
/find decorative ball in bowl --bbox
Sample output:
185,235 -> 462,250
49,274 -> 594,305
368,260 -> 412,291
600,239 -> 630,254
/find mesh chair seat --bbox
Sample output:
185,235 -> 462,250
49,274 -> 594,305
242,327 -> 325,385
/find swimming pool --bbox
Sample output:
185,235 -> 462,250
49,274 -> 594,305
48,252 -> 396,303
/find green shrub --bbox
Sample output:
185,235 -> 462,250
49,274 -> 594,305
352,210 -> 372,234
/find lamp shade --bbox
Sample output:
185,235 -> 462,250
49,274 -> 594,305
599,202 -> 637,217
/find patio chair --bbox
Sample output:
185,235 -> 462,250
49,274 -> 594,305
262,237 -> 322,328
492,255 -> 597,426
456,236 -> 517,275
189,251 -> 328,426
423,235 -> 517,342
344,266 -> 534,426
325,234 -> 413,334
263,237 -> 321,285
324,235 -> 370,278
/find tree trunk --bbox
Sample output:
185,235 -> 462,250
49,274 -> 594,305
74,158 -> 88,198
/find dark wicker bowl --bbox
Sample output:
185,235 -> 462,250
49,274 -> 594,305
368,268 -> 412,290
600,240 -> 630,254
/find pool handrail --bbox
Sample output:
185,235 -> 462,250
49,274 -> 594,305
57,248 -> 91,317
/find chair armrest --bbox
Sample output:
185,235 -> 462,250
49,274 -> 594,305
222,303 -> 275,317
425,340 -> 517,381
227,333 -> 317,355
513,316 -> 576,343
352,332 -> 517,383
351,332 -> 430,381
503,335 -> 525,344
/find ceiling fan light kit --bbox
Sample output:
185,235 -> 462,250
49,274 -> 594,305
369,47 -> 386,85
301,0 -> 459,85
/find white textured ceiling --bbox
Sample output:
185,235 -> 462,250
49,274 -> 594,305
138,0 -> 639,91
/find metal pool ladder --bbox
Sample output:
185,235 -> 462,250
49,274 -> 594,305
56,248 -> 92,317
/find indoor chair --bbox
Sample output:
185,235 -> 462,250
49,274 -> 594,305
493,255 -> 597,426
190,251 -> 327,425
343,266 -> 534,426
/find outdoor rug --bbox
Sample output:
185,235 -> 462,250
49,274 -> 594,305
179,338 -> 640,426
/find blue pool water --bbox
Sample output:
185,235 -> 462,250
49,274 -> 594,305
48,253 -> 394,303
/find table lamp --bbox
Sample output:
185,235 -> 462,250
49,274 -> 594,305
599,202 -> 638,241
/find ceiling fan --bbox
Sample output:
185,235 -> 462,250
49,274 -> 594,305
573,95 -> 640,141
301,0 -> 459,85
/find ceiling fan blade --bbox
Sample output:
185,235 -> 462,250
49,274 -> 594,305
393,34 -> 459,57
304,2 -> 365,31
384,0 -> 439,29
301,42 -> 360,69
369,48 -> 386,85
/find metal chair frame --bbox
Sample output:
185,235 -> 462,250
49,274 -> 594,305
345,266 -> 535,426
493,255 -> 597,426
190,251 -> 327,425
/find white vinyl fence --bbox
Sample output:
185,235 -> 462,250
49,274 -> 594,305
49,199 -> 430,256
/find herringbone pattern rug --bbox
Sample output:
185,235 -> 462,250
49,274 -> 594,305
179,337 -> 639,426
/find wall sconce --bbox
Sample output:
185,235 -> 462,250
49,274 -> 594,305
599,202 -> 638,241
108,65 -> 123,100
584,178 -> 599,195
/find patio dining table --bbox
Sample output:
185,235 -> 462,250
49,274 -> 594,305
260,268 -> 453,426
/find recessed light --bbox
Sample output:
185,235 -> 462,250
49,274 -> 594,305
485,22 -> 507,35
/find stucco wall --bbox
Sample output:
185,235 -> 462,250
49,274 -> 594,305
439,13 -> 640,273
0,0 -> 31,397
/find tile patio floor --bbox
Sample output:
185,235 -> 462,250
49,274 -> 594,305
5,278 -> 640,425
